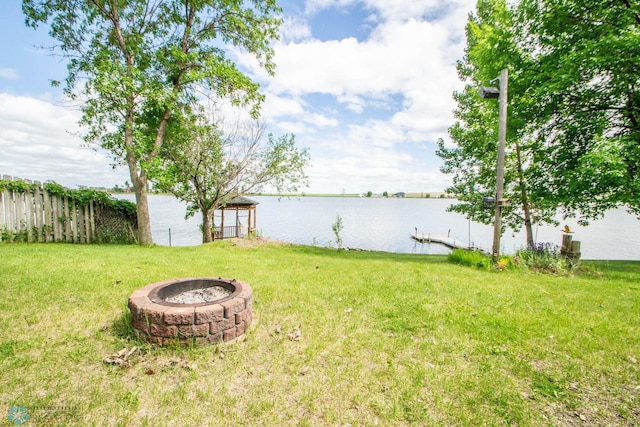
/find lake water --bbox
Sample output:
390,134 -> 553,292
116,194 -> 640,260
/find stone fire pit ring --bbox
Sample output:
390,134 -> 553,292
128,277 -> 253,345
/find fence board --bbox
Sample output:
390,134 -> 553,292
77,201 -> 85,243
9,190 -> 16,233
52,195 -> 61,240
2,188 -> 12,232
84,204 -> 91,243
1,175 -> 12,235
24,180 -> 34,242
89,201 -> 95,241
70,198 -> 77,242
16,190 -> 24,238
43,190 -> 52,242
2,175 -> 13,236
34,183 -> 44,240
0,190 -> 4,230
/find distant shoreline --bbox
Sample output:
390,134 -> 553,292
111,191 -> 455,199
247,192 -> 454,199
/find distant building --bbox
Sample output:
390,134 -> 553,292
393,192 -> 406,198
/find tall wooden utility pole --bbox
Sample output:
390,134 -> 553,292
480,68 -> 509,262
492,68 -> 508,262
491,68 -> 509,262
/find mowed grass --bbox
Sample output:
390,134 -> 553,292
0,242 -> 638,426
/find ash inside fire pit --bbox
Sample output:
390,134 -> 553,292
165,286 -> 232,304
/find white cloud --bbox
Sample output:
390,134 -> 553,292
306,112 -> 339,128
308,146 -> 449,193
276,120 -> 312,135
294,114 -> 450,193
346,120 -> 404,148
0,93 -> 128,188
262,92 -> 306,118
1,0 -> 476,194
269,17 -> 460,94
280,16 -> 313,43
0,68 -> 19,80
261,13 -> 467,143
239,0 -> 475,192
336,94 -> 365,113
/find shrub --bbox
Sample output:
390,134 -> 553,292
516,242 -> 575,273
448,249 -> 491,270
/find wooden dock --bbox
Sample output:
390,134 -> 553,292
411,233 -> 489,255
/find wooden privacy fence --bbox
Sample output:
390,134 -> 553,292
0,175 -> 138,244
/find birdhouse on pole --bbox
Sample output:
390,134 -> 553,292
479,86 -> 500,99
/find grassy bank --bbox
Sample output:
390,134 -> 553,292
1,242 -> 638,426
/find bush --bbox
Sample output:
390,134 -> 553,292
515,242 -> 575,273
448,249 -> 491,270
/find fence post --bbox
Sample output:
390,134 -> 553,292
570,241 -> 581,259
561,233 -> 581,261
561,234 -> 572,254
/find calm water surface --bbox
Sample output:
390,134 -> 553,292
117,195 -> 640,260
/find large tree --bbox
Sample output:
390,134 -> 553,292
439,0 -> 640,251
23,0 -> 282,244
437,0 -> 557,247
517,0 -> 640,218
153,110 -> 309,243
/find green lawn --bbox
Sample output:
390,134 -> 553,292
1,241 -> 638,426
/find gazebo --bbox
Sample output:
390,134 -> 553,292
212,196 -> 259,240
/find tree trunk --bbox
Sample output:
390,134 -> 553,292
123,100 -> 153,246
132,174 -> 153,246
521,195 -> 534,247
124,127 -> 152,245
515,141 -> 534,247
202,208 -> 213,243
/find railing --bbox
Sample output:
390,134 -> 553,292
213,225 -> 253,240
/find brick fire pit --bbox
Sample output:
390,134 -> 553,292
128,277 -> 253,345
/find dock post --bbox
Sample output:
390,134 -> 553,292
561,233 -> 581,261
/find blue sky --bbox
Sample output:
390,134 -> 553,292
0,0 -> 476,193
